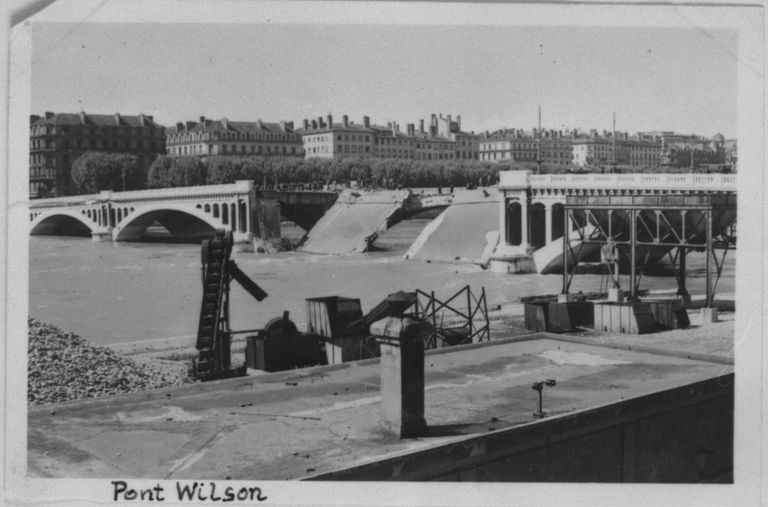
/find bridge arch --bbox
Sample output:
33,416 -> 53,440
112,203 -> 226,242
30,210 -> 97,237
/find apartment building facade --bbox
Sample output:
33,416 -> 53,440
478,129 -> 573,169
29,111 -> 165,197
571,135 -> 662,169
299,113 -> 478,162
166,117 -> 303,158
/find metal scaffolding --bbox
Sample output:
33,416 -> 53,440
561,193 -> 736,307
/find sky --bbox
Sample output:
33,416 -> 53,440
28,10 -> 739,138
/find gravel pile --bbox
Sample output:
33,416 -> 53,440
28,318 -> 191,406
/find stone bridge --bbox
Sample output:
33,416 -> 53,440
28,182 -> 451,252
28,181 -> 341,248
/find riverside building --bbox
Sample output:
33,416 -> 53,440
298,113 -> 478,161
478,128 -> 573,169
29,111 -> 165,197
165,117 -> 303,158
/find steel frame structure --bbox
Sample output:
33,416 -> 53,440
412,285 -> 490,348
561,193 -> 736,307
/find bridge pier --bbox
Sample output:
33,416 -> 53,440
91,228 -> 113,242
490,171 -> 535,273
233,231 -> 254,253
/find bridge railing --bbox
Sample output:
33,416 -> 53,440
29,193 -> 102,209
110,181 -> 253,202
500,171 -> 736,192
29,181 -> 255,209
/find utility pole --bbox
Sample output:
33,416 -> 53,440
611,112 -> 617,173
690,144 -> 695,171
536,105 -> 542,175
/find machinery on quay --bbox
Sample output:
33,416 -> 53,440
190,230 -> 492,380
190,229 -> 269,381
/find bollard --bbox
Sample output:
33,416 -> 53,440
371,316 -> 429,439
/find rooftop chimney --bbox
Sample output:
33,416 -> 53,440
312,119 -> 318,130
114,113 -> 121,125
44,111 -> 54,120
457,114 -> 461,130
419,119 -> 425,133
363,115 -> 370,128
371,316 -> 430,439
327,113 -> 333,128
303,119 -> 309,130
200,116 -> 206,124
343,114 -> 349,127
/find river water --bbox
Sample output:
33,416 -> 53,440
28,217 -> 734,346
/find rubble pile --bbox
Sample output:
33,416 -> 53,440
28,318 -> 190,406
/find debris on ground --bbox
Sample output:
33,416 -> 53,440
28,318 -> 191,406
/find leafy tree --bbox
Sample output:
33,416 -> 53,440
71,152 -> 145,193
147,156 -> 207,188
146,155 -> 172,188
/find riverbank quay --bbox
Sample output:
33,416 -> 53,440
111,290 -> 735,364
28,327 -> 733,481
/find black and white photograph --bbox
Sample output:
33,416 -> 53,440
2,0 -> 765,505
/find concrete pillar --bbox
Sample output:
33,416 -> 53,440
520,191 -> 529,248
245,198 -> 252,234
498,192 -> 509,247
544,202 -> 553,245
371,316 -> 429,439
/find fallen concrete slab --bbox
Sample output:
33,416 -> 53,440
300,189 -> 411,253
405,187 -> 499,265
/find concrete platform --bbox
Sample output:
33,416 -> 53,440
28,335 -> 732,480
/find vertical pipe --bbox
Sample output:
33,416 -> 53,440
630,209 -> 637,299
466,286 -> 472,340
678,247 -> 687,301
482,287 -> 489,341
562,208 -> 569,294
431,291 -> 437,348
